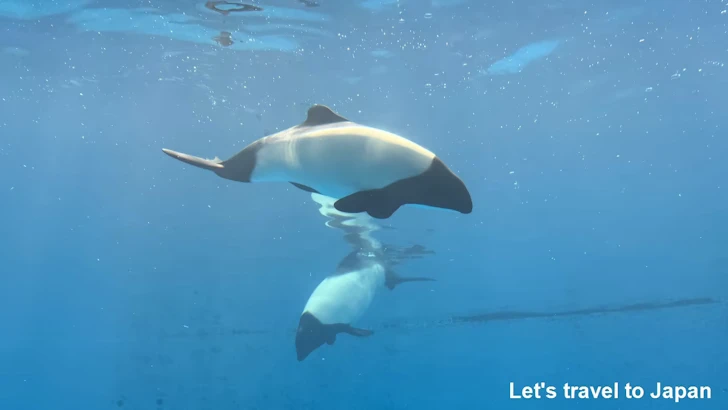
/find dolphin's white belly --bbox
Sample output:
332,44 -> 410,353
302,263 -> 386,325
251,124 -> 435,199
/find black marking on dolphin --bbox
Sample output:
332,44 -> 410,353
295,312 -> 373,362
333,157 -> 473,219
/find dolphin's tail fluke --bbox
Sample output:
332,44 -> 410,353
161,148 -> 224,171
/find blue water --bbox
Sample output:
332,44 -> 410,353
1,0 -> 726,409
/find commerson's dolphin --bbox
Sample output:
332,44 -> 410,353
161,104 -> 472,219
295,249 -> 435,361
294,193 -> 435,361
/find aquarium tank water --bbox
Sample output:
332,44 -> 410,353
0,0 -> 726,409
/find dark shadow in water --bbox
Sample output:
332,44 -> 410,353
204,1 -> 263,15
381,297 -> 720,330
212,31 -> 233,47
454,297 -> 718,323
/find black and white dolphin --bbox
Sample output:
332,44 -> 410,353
161,104 -> 472,219
294,193 -> 435,361
295,249 -> 435,361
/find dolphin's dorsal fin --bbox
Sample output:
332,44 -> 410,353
301,105 -> 349,127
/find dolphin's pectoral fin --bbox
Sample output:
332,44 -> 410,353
289,182 -> 320,193
385,269 -> 437,290
334,189 -> 401,219
341,325 -> 374,337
